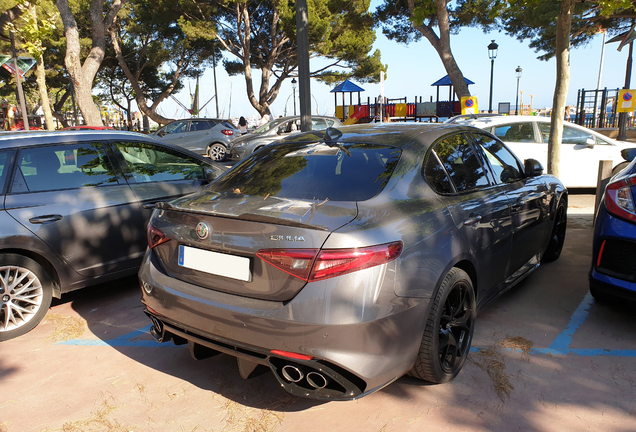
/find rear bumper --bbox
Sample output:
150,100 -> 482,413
138,250 -> 430,399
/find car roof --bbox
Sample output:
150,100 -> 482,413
276,122 -> 485,150
0,130 -> 169,149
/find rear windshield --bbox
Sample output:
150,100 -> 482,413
208,142 -> 401,201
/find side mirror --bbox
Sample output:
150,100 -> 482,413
586,137 -> 595,148
157,131 -> 167,137
277,126 -> 286,135
203,167 -> 218,184
524,158 -> 544,177
621,148 -> 636,162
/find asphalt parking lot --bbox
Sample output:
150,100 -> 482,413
1,194 -> 635,432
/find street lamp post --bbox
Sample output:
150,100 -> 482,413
291,77 -> 297,116
488,40 -> 498,114
515,66 -> 523,115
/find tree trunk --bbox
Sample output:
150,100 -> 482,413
56,0 -> 124,126
409,0 -> 470,99
25,4 -> 54,130
109,27 -> 176,126
52,88 -> 71,128
548,0 -> 576,178
35,55 -> 54,130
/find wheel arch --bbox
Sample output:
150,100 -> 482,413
0,248 -> 62,298
453,259 -> 478,297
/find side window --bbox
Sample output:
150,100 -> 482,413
497,123 -> 535,142
432,134 -> 490,193
115,141 -> 205,183
470,133 -> 524,184
562,126 -> 594,145
190,121 -> 212,132
311,119 -> 327,130
0,150 -> 13,194
14,143 -> 119,193
164,121 -> 188,134
596,136 -> 612,146
423,150 -> 454,194
538,123 -> 550,142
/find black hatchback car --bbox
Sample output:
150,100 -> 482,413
0,131 -> 226,341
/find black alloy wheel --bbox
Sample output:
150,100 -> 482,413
410,267 -> 476,383
542,199 -> 567,263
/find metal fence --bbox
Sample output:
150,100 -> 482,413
574,88 -> 634,128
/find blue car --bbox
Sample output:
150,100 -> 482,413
590,155 -> 636,302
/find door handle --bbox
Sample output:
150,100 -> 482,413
512,200 -> 526,211
142,203 -> 157,209
29,214 -> 63,224
463,215 -> 482,227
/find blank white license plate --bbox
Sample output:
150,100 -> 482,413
178,245 -> 251,281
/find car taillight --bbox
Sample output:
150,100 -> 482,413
147,223 -> 170,249
256,242 -> 403,282
221,129 -> 234,136
605,175 -> 636,223
256,249 -> 318,280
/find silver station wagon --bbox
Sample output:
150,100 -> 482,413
0,131 -> 226,341
139,123 -> 567,400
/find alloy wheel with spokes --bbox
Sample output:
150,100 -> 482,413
542,199 -> 567,263
410,267 -> 476,383
207,143 -> 227,162
438,280 -> 474,374
0,255 -> 52,341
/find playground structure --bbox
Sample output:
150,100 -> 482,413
574,87 -> 635,128
331,76 -> 474,124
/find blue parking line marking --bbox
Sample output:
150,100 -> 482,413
471,347 -> 636,357
57,324 -> 170,348
549,292 -> 595,350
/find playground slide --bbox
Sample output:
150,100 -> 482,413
343,109 -> 365,125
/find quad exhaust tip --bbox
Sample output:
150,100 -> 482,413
281,365 -> 304,383
281,365 -> 329,389
306,371 -> 328,389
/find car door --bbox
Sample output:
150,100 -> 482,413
184,120 -> 214,154
426,133 -> 513,300
111,140 -> 223,220
492,122 -> 546,169
156,120 -> 189,146
4,142 -> 145,277
537,122 -> 619,187
469,132 -> 549,278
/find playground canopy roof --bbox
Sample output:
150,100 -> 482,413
330,78 -> 365,93
431,75 -> 475,87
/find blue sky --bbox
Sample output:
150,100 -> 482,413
155,10 -> 631,121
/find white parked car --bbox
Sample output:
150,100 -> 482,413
453,115 -> 635,188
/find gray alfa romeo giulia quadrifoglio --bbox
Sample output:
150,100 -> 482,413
139,123 -> 567,400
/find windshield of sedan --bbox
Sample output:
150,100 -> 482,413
252,118 -> 288,134
208,142 -> 401,201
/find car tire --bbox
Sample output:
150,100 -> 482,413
207,143 -> 227,162
409,267 -> 476,384
0,254 -> 53,341
612,162 -> 630,176
542,199 -> 567,263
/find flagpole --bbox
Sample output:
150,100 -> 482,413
597,31 -> 606,90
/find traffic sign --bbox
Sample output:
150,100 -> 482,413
617,89 -> 636,113
461,96 -> 478,115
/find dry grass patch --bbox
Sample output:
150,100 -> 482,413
469,347 -> 514,402
43,314 -> 86,343
59,400 -> 129,432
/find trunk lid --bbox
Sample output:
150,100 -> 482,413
151,192 -> 358,301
